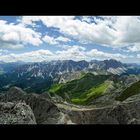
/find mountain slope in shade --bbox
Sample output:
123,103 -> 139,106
103,59 -> 124,69
116,80 -> 140,101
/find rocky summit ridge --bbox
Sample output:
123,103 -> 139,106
0,87 -> 73,124
1,86 -> 140,124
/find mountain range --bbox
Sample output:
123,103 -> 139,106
1,59 -> 140,124
0,59 -> 139,93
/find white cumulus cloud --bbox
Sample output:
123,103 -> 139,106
43,35 -> 70,45
20,16 -> 140,52
87,49 -> 126,60
0,49 -> 54,62
0,46 -> 129,62
0,19 -> 42,49
43,35 -> 58,45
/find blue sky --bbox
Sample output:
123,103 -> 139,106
0,16 -> 140,63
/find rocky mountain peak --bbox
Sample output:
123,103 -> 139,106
103,59 -> 123,69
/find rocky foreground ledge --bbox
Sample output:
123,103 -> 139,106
0,87 -> 73,124
0,102 -> 36,124
58,101 -> 140,124
0,87 -> 140,124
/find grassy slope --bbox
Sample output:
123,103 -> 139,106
57,73 -> 109,95
71,80 -> 111,104
116,80 -> 140,101
48,84 -> 63,93
48,73 -> 111,104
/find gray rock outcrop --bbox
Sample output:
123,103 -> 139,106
0,102 -> 36,124
2,86 -> 140,124
0,87 -> 72,124
58,95 -> 140,124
